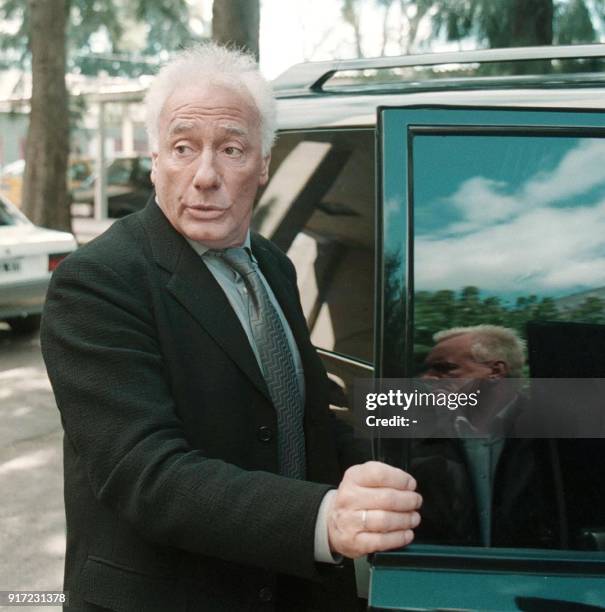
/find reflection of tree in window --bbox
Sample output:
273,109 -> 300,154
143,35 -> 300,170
414,286 -> 605,367
383,250 -> 407,375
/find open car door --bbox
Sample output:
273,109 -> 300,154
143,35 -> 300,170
370,105 -> 605,611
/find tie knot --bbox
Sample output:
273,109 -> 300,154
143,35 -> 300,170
220,247 -> 255,278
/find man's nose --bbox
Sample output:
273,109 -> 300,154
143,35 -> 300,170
192,150 -> 220,190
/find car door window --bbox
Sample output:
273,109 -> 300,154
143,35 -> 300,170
380,108 -> 605,552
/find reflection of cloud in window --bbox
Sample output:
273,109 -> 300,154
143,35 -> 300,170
439,139 -> 605,235
416,139 -> 605,295
523,139 -> 605,208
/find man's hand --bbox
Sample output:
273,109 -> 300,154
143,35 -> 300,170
327,461 -> 422,559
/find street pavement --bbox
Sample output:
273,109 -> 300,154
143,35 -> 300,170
0,217 -> 113,610
0,217 -> 155,611
0,326 -> 65,609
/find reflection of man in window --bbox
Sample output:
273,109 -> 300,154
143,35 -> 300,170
413,325 -> 560,548
424,325 -> 524,379
422,325 -> 524,434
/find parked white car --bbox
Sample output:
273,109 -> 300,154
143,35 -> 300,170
0,195 -> 77,332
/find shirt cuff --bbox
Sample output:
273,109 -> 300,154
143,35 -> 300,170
313,489 -> 342,564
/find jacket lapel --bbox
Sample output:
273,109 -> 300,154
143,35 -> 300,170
140,201 -> 270,402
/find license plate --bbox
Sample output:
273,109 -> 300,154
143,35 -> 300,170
0,258 -> 21,273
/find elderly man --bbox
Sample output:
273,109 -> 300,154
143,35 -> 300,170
41,44 -> 421,611
412,325 -> 559,548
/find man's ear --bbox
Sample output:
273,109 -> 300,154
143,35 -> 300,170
489,360 -> 508,379
150,152 -> 158,185
259,153 -> 271,186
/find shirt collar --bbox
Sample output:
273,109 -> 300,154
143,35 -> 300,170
186,232 -> 252,258
454,393 -> 520,441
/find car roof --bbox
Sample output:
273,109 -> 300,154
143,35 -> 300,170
274,44 -> 605,130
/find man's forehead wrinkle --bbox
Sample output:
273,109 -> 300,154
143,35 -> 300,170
166,97 -> 252,120
162,94 -> 261,126
165,107 -> 252,132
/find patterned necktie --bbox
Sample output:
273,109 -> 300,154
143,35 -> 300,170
220,247 -> 306,479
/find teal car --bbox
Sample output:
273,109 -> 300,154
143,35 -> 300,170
257,44 -> 605,610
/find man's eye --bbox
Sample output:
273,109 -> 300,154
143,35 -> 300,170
224,146 -> 243,157
175,145 -> 191,155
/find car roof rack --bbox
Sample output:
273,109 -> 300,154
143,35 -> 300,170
272,44 -> 605,96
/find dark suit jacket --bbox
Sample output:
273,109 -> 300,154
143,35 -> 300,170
411,437 -> 563,548
408,392 -> 562,551
41,202 -> 359,611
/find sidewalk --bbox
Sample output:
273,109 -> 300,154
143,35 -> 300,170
0,329 -> 65,608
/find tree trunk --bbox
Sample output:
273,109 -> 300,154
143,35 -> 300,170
22,0 -> 70,231
510,0 -> 553,45
212,0 -> 260,61
507,0 -> 553,74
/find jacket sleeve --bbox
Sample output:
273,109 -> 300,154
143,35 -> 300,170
41,252 -> 332,580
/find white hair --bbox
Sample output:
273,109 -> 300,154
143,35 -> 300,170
144,43 -> 276,156
433,324 -> 526,377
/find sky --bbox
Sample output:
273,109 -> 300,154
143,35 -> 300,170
259,0 -> 346,79
202,0 -> 440,80
413,136 -> 605,300
201,0 -> 358,80
0,0 -> 456,82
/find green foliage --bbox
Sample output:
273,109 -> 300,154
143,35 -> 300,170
132,0 -> 198,55
383,251 -> 407,371
414,286 -> 605,360
412,287 -> 605,372
340,0 -> 605,60
443,0 -> 552,46
69,0 -> 123,54
567,296 -> 605,323
0,0 -> 201,76
556,0 -> 596,44
0,0 -> 28,62
425,0 -> 605,48
380,259 -> 605,372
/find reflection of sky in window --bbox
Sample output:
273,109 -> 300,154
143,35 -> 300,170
413,135 -> 605,301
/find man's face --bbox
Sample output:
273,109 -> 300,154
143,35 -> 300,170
151,82 -> 270,248
423,334 -> 504,380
